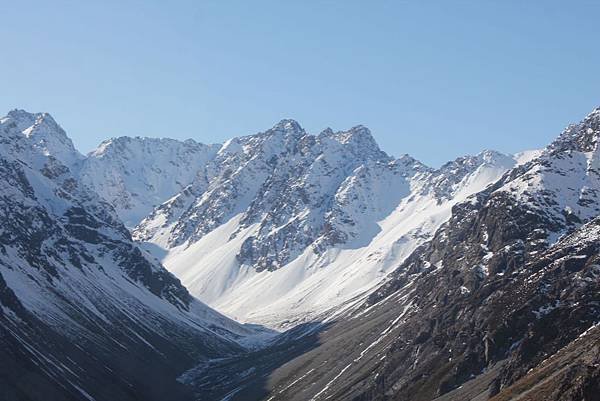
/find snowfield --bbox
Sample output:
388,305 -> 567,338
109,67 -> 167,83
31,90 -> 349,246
132,122 -> 519,328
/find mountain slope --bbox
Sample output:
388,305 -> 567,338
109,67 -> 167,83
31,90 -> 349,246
79,136 -> 219,227
4,106 -> 599,401
0,110 -> 271,401
489,323 -> 600,401
237,107 -> 600,401
134,120 -> 517,328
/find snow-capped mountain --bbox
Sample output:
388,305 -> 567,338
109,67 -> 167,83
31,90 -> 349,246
135,120 -> 390,253
239,107 -> 600,401
1,109 -> 84,167
79,136 -> 220,227
3,105 -> 600,401
1,110 -> 220,229
0,110 -> 271,401
133,120 -> 518,328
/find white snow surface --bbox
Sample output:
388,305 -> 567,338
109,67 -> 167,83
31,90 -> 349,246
0,110 -> 270,349
513,149 -> 543,166
1,109 -> 84,167
134,121 -> 518,329
11,107 -> 600,332
80,136 -> 220,227
493,108 -> 600,243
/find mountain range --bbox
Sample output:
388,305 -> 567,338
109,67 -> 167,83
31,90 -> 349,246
1,107 -> 598,401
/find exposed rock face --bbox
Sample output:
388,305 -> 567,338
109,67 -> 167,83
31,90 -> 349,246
214,107 -> 600,401
0,110 -> 269,401
4,106 -> 600,401
132,119 -> 517,327
135,122 -> 515,274
135,120 -> 398,271
490,323 -> 600,401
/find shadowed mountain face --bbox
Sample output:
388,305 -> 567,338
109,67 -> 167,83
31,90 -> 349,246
12,109 -> 520,329
0,110 -> 271,401
231,108 -> 600,401
2,107 -> 600,401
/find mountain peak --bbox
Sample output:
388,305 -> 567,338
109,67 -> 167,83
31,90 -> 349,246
343,124 -> 373,141
2,109 -> 82,165
397,153 -> 431,172
439,149 -> 514,171
549,106 -> 600,153
5,109 -> 47,131
477,149 -> 517,167
318,124 -> 386,160
6,107 -> 36,120
320,124 -> 373,142
271,118 -> 304,134
88,136 -> 208,158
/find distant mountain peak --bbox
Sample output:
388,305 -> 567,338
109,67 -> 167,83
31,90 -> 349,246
88,135 -> 209,158
320,124 -> 374,143
317,124 -> 388,164
1,109 -> 82,166
5,109 -> 60,135
80,135 -> 219,227
476,149 -> 517,167
549,106 -> 600,153
271,118 -> 304,134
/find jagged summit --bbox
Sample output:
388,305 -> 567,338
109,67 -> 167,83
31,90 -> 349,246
320,124 -> 388,161
478,148 -> 516,163
318,124 -> 378,144
319,124 -> 371,141
3,108 -> 38,128
271,118 -> 304,133
4,109 -> 62,137
397,152 -> 432,171
5,105 -> 600,400
132,115 -> 518,326
549,105 -> 600,153
77,117 -> 398,229
439,149 -> 513,170
1,109 -> 83,166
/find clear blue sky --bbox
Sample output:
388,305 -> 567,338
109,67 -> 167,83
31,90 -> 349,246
2,1 -> 599,166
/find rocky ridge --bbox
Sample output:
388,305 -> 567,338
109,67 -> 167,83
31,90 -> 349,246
0,110 -> 271,401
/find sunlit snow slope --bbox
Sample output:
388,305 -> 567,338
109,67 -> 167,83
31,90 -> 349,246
135,120 -> 518,328
80,137 -> 220,227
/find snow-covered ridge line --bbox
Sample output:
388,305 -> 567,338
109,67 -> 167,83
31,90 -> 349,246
79,135 -> 222,227
3,108 -> 529,329
0,108 -> 270,344
2,107 -> 561,330
125,116 -> 525,328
